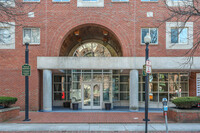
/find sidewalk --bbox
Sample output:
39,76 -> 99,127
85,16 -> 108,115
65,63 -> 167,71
0,123 -> 200,132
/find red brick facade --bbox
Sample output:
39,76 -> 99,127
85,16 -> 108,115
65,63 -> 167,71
0,0 -> 199,111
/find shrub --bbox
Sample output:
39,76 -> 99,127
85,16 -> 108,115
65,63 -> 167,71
0,96 -> 17,108
172,97 -> 200,109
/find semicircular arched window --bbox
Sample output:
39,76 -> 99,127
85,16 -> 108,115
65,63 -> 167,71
73,42 -> 111,57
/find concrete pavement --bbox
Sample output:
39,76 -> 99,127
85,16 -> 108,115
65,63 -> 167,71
0,123 -> 199,132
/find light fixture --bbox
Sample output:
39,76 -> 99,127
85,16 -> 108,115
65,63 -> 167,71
24,34 -> 31,44
103,30 -> 108,36
144,33 -> 151,44
74,30 -> 79,36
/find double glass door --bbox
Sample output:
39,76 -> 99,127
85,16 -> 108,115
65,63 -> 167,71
82,83 -> 102,109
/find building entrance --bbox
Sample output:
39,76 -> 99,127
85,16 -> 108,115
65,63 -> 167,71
82,82 -> 103,109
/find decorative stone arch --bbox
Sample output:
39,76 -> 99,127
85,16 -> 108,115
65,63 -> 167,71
47,14 -> 132,57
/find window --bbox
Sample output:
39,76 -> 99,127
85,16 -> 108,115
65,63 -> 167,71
77,0 -> 104,7
0,0 -> 15,6
166,0 -> 192,6
171,28 -> 188,44
141,0 -> 158,1
112,0 -> 129,2
23,28 -> 40,44
166,22 -> 193,49
141,28 -> 158,44
0,22 -> 15,49
0,28 -> 11,44
52,0 -> 70,2
23,0 -> 40,2
139,73 -> 189,102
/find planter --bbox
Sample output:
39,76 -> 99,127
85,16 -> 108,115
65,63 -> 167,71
72,103 -> 79,110
168,107 -> 200,123
0,106 -> 20,122
105,103 -> 111,110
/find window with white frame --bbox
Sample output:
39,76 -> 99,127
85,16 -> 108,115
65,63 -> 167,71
23,28 -> 40,44
0,0 -> 15,7
166,22 -> 193,49
0,22 -> 15,49
112,0 -> 129,2
166,0 -> 192,7
23,0 -> 40,2
171,28 -> 188,44
77,0 -> 104,7
52,0 -> 70,2
141,28 -> 158,44
141,0 -> 158,2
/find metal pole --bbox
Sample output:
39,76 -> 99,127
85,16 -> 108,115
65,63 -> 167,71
24,42 -> 30,121
165,112 -> 168,133
143,42 -> 150,133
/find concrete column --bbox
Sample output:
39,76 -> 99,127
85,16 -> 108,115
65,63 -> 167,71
129,70 -> 139,110
43,70 -> 52,111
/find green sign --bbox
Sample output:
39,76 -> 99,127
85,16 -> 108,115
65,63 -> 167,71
143,65 -> 147,76
22,64 -> 31,76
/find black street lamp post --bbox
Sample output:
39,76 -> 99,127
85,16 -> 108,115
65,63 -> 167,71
23,35 -> 31,121
143,33 -> 151,133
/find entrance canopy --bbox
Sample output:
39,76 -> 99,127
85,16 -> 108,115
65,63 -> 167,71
37,57 -> 200,70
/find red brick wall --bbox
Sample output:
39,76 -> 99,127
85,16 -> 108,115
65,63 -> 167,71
0,0 -> 199,111
189,72 -> 198,97
0,108 -> 20,122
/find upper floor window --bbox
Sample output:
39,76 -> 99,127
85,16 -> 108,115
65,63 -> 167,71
52,0 -> 70,2
171,28 -> 188,44
0,22 -> 15,49
166,22 -> 193,49
141,28 -> 158,44
0,28 -> 10,44
141,0 -> 158,2
23,28 -> 40,44
23,0 -> 40,2
77,0 -> 104,7
112,0 -> 129,2
166,0 -> 193,6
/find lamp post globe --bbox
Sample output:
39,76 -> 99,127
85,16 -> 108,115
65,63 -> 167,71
24,34 -> 31,45
143,33 -> 151,133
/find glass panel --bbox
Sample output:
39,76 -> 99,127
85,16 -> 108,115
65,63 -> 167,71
54,84 -> 63,91
149,93 -> 158,102
149,83 -> 158,92
171,28 -> 178,43
93,70 -> 102,73
72,82 -> 81,90
169,73 -> 179,84
179,28 -> 188,43
159,82 -> 168,92
152,73 -> 158,82
83,73 -> 92,81
120,84 -> 129,91
93,73 -> 102,82
169,93 -> 179,101
180,73 -> 188,81
54,93 -> 66,100
139,83 -> 145,92
83,84 -> 91,106
159,93 -> 168,102
169,83 -> 179,93
113,92 -> 120,101
82,70 -> 91,72
120,76 -> 129,82
103,91 -> 109,101
159,73 -> 168,81
93,84 -> 100,106
103,74 -> 112,82
0,28 -> 10,44
180,82 -> 188,92
54,75 -> 66,82
181,93 -> 189,97
150,28 -> 158,43
142,28 -> 149,43
73,73 -> 81,81
120,93 -> 129,100
31,28 -> 40,43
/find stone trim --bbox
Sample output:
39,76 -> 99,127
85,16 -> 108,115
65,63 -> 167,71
0,106 -> 20,113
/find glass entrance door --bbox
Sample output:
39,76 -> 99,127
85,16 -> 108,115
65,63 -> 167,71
82,83 -> 102,109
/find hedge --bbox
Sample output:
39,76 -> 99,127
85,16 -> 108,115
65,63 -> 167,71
172,97 -> 200,109
0,96 -> 17,108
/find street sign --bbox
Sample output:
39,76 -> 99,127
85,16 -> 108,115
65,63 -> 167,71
146,60 -> 152,66
143,65 -> 147,76
22,64 -> 31,76
146,60 -> 152,74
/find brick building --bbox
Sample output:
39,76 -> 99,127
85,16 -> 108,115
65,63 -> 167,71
0,0 -> 199,111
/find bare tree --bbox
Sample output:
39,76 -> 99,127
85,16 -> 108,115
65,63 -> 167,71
159,0 -> 200,67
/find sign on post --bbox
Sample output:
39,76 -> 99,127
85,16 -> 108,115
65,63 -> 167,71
146,60 -> 152,74
22,64 -> 31,76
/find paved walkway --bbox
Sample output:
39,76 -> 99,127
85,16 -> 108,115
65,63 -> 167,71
5,111 -> 173,123
0,123 -> 200,132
